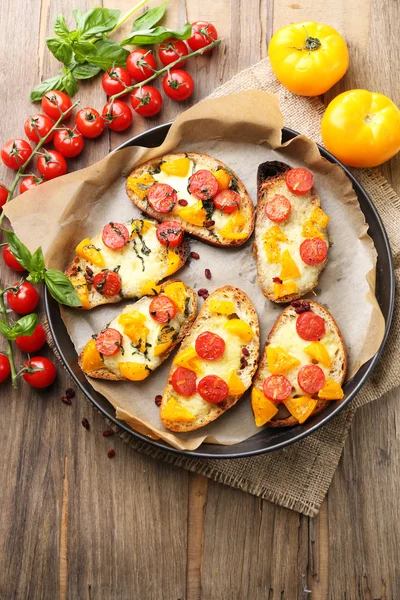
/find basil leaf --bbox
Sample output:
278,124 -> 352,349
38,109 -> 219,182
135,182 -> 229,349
27,247 -> 46,283
62,72 -> 78,97
54,14 -> 70,38
72,40 -> 97,62
72,63 -> 101,79
77,8 -> 120,38
0,321 -> 12,339
131,1 -> 167,32
121,22 -> 191,46
89,39 -> 129,69
73,9 -> 84,29
30,75 -> 64,102
46,37 -> 73,64
44,270 -> 82,307
3,230 -> 32,271
8,314 -> 38,341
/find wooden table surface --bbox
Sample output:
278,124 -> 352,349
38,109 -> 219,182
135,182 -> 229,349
1,0 -> 399,598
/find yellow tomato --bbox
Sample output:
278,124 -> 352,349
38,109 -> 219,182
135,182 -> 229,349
268,22 -> 349,96
321,90 -> 400,167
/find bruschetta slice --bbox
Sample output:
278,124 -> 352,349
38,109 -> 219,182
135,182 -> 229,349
160,286 -> 260,432
253,161 -> 330,302
65,218 -> 189,309
251,300 -> 347,427
126,152 -> 254,247
79,280 -> 197,381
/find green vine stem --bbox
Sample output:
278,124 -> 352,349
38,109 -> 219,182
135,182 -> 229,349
114,0 -> 149,31
0,285 -> 17,387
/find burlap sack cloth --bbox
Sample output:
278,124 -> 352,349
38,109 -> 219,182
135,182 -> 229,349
49,58 -> 399,517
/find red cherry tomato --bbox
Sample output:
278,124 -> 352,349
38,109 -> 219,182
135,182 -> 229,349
263,374 -> 292,402
41,90 -> 72,121
187,21 -> 218,52
0,184 -> 8,210
156,221 -> 184,247
23,356 -> 56,389
24,113 -> 55,143
300,238 -> 328,266
37,149 -> 67,180
102,222 -> 130,250
149,295 -> 177,323
2,245 -> 25,272
158,39 -> 188,68
297,364 -> 326,395
214,189 -> 241,214
197,374 -> 228,404
285,168 -> 314,195
172,366 -> 197,396
195,331 -> 226,361
1,139 -> 32,170
102,66 -> 131,96
20,175 -> 44,194
126,49 -> 156,82
102,100 -> 132,132
162,70 -> 194,102
189,170 -> 218,200
130,86 -> 163,117
148,183 -> 177,213
92,270 -> 122,297
16,324 -> 47,353
0,354 -> 11,383
95,328 -> 123,356
7,282 -> 39,314
265,194 -> 292,222
75,108 -> 105,139
296,311 -> 326,341
53,128 -> 84,158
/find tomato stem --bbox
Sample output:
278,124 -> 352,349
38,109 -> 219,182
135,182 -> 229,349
0,285 -> 17,387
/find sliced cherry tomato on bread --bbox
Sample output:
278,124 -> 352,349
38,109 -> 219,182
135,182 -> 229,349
149,295 -> 177,323
297,364 -> 325,395
195,331 -> 225,361
156,221 -> 184,247
263,374 -> 292,402
172,366 -> 197,396
197,374 -> 229,404
265,194 -> 291,222
213,189 -> 240,214
95,328 -> 123,356
188,170 -> 218,201
148,183 -> 177,213
296,311 -> 326,341
93,270 -> 121,297
285,168 -> 314,194
300,238 -> 328,265
102,222 -> 129,250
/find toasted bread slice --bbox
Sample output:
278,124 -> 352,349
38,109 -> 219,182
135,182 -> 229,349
65,218 -> 189,310
160,286 -> 260,432
126,152 -> 254,247
78,280 -> 197,381
253,161 -> 329,302
251,300 -> 347,427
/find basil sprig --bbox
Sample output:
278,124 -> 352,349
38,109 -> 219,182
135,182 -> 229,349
3,230 -> 81,308
0,313 -> 38,341
121,3 -> 191,46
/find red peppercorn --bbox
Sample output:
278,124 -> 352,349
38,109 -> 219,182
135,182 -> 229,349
272,277 -> 283,284
205,220 -> 215,228
291,300 -> 311,314
65,388 -> 75,399
155,394 -> 162,407
205,268 -> 211,279
242,347 -> 250,357
82,418 -> 90,430
103,429 -> 115,437
178,199 -> 188,206
198,288 -> 209,297
107,449 -> 116,458
61,396 -> 72,405
190,251 -> 200,260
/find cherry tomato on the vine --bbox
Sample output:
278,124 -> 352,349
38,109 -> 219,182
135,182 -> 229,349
7,282 -> 39,314
1,139 -> 32,170
0,184 -> 8,210
23,356 -> 57,389
102,66 -> 131,96
126,48 -> 156,82
54,128 -> 84,158
16,324 -> 47,353
130,86 -> 163,117
41,90 -> 72,121
37,150 -> 67,180
20,174 -> 44,194
162,70 -> 194,102
2,245 -> 25,272
75,107 -> 105,139
0,355 -> 11,383
158,38 -> 188,68
102,100 -> 133,132
187,21 -> 218,52
24,113 -> 55,143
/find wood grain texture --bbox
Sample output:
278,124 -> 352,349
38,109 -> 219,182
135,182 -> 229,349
0,0 -> 399,598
